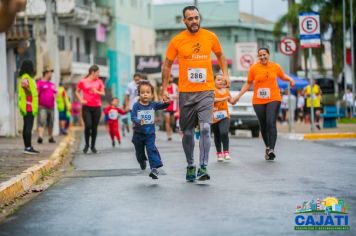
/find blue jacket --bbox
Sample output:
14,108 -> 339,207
131,101 -> 169,134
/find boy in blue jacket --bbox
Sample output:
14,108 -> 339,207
131,80 -> 169,179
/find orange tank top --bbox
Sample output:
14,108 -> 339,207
213,88 -> 230,123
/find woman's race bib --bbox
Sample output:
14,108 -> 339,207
257,88 -> 271,99
188,68 -> 207,83
138,109 -> 155,125
108,110 -> 119,120
213,110 -> 228,121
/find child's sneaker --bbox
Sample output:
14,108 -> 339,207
217,152 -> 224,162
223,151 -> 231,160
149,168 -> 159,179
186,166 -> 196,182
197,166 -> 210,181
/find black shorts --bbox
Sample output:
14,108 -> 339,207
306,107 -> 322,114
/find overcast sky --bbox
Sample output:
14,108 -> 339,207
152,0 -> 288,22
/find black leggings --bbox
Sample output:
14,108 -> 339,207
211,118 -> 230,153
23,113 -> 34,148
253,101 -> 281,150
82,106 -> 101,148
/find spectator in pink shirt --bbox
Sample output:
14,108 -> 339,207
36,66 -> 57,144
75,64 -> 105,154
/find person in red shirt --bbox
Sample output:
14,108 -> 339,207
103,97 -> 128,147
75,65 -> 105,154
163,77 -> 178,141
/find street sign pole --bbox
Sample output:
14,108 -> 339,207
309,48 -> 315,132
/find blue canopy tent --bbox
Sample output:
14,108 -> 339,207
277,74 -> 309,91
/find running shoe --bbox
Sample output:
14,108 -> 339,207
139,159 -> 147,170
267,149 -> 276,160
37,137 -> 43,144
223,151 -> 231,160
83,145 -> 89,154
49,137 -> 56,143
217,152 -> 224,162
168,137 -> 172,141
112,141 -> 115,147
23,147 -> 40,155
186,166 -> 196,182
197,166 -> 210,181
149,168 -> 159,179
316,124 -> 321,130
91,147 -> 98,154
264,148 -> 270,160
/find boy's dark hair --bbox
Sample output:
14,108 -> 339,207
137,80 -> 154,95
19,59 -> 35,77
182,5 -> 199,18
111,97 -> 119,102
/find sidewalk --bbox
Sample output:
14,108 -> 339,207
278,121 -> 356,140
0,130 -> 77,206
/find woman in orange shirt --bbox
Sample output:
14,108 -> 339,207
235,48 -> 295,160
212,75 -> 238,162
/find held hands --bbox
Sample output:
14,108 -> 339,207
289,79 -> 295,88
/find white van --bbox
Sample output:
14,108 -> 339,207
228,76 -> 260,137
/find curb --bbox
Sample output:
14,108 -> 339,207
0,131 -> 76,206
280,132 -> 356,140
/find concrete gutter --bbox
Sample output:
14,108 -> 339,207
0,131 -> 76,206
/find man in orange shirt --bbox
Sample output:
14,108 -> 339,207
161,5 -> 229,182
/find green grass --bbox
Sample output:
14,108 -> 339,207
338,118 -> 356,124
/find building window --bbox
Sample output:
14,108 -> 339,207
234,35 -> 239,43
131,0 -> 137,7
120,0 -> 123,6
76,37 -> 80,60
175,15 -> 182,23
147,3 -> 151,19
69,36 -> 73,50
85,40 -> 91,55
58,35 -> 65,50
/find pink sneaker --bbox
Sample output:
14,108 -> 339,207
223,151 -> 231,160
217,152 -> 224,162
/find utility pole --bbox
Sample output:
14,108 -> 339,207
45,0 -> 60,135
343,0 -> 347,96
194,0 -> 198,7
350,0 -> 355,116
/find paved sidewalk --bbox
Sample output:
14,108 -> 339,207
0,135 -> 65,183
0,130 -> 77,206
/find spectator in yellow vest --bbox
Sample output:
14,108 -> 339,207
56,83 -> 71,135
303,79 -> 322,130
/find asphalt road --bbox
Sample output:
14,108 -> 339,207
0,130 -> 355,236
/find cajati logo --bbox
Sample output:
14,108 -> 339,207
294,197 -> 350,231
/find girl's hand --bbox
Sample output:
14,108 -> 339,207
290,79 -> 295,88
141,119 -> 144,125
80,98 -> 87,105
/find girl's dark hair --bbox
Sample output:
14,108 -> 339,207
182,5 -> 199,18
87,64 -> 99,77
258,47 -> 270,54
137,80 -> 154,95
19,59 -> 35,77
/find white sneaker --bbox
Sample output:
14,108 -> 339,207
217,153 -> 224,162
224,151 -> 231,160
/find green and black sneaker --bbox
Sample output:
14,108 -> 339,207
186,166 -> 196,182
197,166 -> 210,181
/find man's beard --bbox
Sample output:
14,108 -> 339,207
186,23 -> 200,33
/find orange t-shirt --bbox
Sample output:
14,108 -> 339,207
213,88 -> 230,123
165,28 -> 222,92
247,61 -> 286,104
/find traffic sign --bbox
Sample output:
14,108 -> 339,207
279,37 -> 297,56
299,12 -> 321,48
235,42 -> 257,72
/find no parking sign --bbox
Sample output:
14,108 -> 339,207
235,42 -> 257,72
279,37 -> 297,56
299,12 -> 321,48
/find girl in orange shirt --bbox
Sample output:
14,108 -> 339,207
235,48 -> 295,161
212,75 -> 238,162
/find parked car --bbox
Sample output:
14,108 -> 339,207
228,76 -> 260,137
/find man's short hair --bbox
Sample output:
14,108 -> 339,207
182,6 -> 199,18
133,73 -> 142,78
